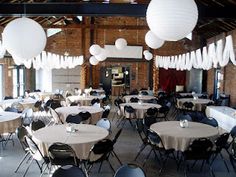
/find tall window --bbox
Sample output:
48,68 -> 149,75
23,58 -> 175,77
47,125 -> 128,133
0,65 -> 3,100
13,66 -> 25,97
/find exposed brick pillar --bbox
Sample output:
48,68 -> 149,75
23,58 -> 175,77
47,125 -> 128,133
153,63 -> 159,95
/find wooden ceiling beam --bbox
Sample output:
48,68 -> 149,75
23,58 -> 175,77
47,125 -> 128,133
0,3 -> 236,19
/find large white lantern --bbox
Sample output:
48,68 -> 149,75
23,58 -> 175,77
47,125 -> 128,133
89,44 -> 101,56
3,17 -> 47,60
115,38 -> 127,50
145,30 -> 165,49
146,0 -> 198,41
89,56 -> 99,65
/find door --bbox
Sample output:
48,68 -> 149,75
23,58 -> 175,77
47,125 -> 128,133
100,67 -> 112,96
13,66 -> 26,97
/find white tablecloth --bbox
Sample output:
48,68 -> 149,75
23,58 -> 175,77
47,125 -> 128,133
177,98 -> 212,111
150,121 -> 219,151
66,95 -> 105,106
123,95 -> 156,103
0,98 -> 37,110
205,106 -> 236,132
0,111 -> 22,134
56,106 -> 103,124
120,103 -> 161,119
29,92 -> 53,101
33,124 -> 109,160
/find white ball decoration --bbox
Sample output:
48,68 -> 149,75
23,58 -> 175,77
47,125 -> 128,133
115,38 -> 127,50
143,50 -> 149,56
145,30 -> 164,49
89,56 -> 99,65
144,52 -> 153,61
89,44 -> 101,56
146,0 -> 198,41
3,17 -> 47,59
95,48 -> 108,61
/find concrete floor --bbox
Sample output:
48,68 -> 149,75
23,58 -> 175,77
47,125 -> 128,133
1,109 -> 236,177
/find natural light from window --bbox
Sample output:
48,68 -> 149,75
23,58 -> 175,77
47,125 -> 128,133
46,28 -> 62,37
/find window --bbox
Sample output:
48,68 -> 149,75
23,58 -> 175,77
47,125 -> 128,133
13,66 -> 25,97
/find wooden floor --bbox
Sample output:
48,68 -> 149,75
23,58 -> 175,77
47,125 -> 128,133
1,107 -> 236,177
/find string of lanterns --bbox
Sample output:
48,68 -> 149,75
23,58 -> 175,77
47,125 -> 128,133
155,35 -> 235,71
89,38 -> 127,65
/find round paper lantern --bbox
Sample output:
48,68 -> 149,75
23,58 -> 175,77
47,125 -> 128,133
89,44 -> 101,56
115,38 -> 127,50
143,50 -> 149,56
146,0 -> 198,41
95,48 -> 108,61
144,52 -> 153,61
145,30 -> 164,49
3,17 -> 47,60
89,56 -> 99,65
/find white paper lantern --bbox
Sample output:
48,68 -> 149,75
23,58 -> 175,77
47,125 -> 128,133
95,48 -> 108,61
89,56 -> 99,65
3,17 -> 47,60
143,50 -> 149,56
145,30 -> 164,49
115,38 -> 127,50
89,44 -> 101,56
146,0 -> 198,41
144,52 -> 153,61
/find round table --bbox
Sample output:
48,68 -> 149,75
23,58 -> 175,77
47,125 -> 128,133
66,95 -> 105,106
120,103 -> 161,119
33,124 -> 109,160
0,98 -> 37,110
150,121 -> 219,151
0,111 -> 22,134
123,95 -> 156,103
55,106 -> 103,124
177,98 -> 213,111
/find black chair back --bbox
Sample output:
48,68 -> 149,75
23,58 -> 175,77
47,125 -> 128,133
102,109 -> 110,118
16,126 -> 29,150
48,142 -> 78,166
70,102 -> 78,106
91,98 -> 100,105
90,91 -> 98,96
50,101 -> 62,110
112,129 -> 122,145
78,111 -> 91,122
66,114 -> 82,124
200,117 -> 218,127
184,138 -> 213,160
141,91 -> 148,95
52,166 -> 86,177
143,116 -> 156,128
31,120 -> 46,131
124,105 -> 135,113
5,107 -> 18,112
146,107 -> 158,117
130,97 -> 139,103
114,98 -> 123,107
147,129 -> 163,146
230,126 -> 236,139
215,133 -> 230,152
4,96 -> 13,100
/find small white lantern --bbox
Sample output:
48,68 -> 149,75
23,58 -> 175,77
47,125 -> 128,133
146,0 -> 198,41
89,56 -> 99,65
143,50 -> 149,56
3,17 -> 47,60
115,38 -> 127,50
144,52 -> 153,61
95,48 -> 108,61
145,30 -> 164,49
89,44 -> 101,56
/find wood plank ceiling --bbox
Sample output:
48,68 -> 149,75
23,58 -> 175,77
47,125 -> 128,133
0,0 -> 236,40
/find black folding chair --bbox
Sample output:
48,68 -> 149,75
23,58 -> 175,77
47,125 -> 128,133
52,165 -> 86,177
66,114 -> 82,124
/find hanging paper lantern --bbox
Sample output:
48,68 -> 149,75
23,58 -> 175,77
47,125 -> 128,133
144,52 -> 153,61
3,17 -> 47,60
89,56 -> 99,65
89,44 -> 101,56
115,38 -> 127,50
146,0 -> 198,41
143,50 -> 150,56
145,30 -> 164,49
95,48 -> 108,61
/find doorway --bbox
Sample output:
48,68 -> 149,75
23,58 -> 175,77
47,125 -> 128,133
13,65 -> 26,97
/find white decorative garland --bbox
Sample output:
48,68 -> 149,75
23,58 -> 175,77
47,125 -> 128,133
155,35 -> 235,70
